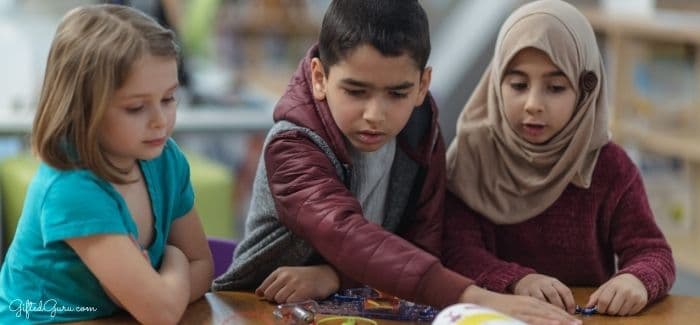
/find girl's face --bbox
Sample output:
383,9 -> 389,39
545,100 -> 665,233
99,54 -> 178,171
501,48 -> 577,144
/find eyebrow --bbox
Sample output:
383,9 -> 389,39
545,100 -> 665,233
120,83 -> 179,99
504,69 -> 567,78
340,78 -> 415,90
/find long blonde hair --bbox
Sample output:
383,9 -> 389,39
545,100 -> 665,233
32,4 -> 179,183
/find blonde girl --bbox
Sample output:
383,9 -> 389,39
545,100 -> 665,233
0,5 -> 212,324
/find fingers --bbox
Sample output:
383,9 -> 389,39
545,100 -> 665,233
517,297 -> 581,324
552,282 -> 576,314
586,286 -> 601,308
617,296 -> 636,316
540,284 -> 566,311
593,285 -> 616,314
255,270 -> 278,297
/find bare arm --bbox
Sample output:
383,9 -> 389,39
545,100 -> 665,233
167,208 -> 214,302
66,235 -> 190,324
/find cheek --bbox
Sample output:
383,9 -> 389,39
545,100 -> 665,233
555,95 -> 577,123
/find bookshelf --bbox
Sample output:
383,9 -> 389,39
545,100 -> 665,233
582,8 -> 700,275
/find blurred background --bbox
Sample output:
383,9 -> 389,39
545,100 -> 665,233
1,0 -> 700,295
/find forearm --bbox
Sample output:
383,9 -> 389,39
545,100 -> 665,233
186,257 -> 214,302
157,246 -> 191,315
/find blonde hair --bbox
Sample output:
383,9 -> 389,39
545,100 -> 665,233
31,4 -> 179,184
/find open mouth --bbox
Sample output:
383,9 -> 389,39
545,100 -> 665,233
522,123 -> 545,137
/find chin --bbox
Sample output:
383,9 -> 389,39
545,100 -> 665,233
140,149 -> 165,161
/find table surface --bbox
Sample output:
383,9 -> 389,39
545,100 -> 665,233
70,288 -> 700,324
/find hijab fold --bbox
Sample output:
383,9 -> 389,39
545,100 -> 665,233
446,0 -> 610,224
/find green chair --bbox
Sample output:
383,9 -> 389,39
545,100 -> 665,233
0,152 -> 235,257
0,154 -> 39,254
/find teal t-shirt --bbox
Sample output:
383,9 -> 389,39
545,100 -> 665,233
0,139 -> 194,324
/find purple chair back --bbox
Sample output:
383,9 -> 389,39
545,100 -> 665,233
207,237 -> 237,278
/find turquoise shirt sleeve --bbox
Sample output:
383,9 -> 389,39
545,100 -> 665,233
163,138 -> 195,219
40,172 -> 128,246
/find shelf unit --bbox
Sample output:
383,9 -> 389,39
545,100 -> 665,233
582,8 -> 700,275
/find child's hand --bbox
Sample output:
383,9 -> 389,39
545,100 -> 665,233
586,273 -> 648,316
256,265 -> 340,303
460,285 -> 581,325
512,273 -> 575,314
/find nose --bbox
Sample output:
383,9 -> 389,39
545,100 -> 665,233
149,104 -> 167,129
524,90 -> 545,115
363,97 -> 386,125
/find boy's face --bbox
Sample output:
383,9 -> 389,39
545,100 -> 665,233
99,54 -> 178,170
501,48 -> 577,144
311,44 -> 431,152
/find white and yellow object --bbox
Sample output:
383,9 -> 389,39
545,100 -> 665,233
432,304 -> 525,325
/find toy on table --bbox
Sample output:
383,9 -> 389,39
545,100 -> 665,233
273,287 -> 439,324
273,300 -> 319,324
575,305 -> 598,316
315,287 -> 439,322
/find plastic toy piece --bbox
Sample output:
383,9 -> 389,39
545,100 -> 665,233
273,300 -> 319,324
575,305 -> 598,316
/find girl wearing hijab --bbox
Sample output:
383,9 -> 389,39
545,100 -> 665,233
443,0 -> 675,317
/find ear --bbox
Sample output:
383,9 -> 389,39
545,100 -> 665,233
310,58 -> 328,101
415,66 -> 432,107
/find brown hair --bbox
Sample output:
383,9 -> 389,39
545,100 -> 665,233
31,4 -> 179,183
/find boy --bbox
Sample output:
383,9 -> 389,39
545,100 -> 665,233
213,1 -> 578,323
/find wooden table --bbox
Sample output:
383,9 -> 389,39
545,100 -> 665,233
73,288 -> 700,324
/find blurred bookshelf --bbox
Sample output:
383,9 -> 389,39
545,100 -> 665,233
582,6 -> 700,275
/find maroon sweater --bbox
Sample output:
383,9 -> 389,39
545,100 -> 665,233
443,142 -> 675,303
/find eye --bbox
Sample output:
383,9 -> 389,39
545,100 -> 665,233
548,85 -> 567,93
344,88 -> 365,97
509,82 -> 528,91
162,96 -> 177,104
389,91 -> 409,99
125,106 -> 144,113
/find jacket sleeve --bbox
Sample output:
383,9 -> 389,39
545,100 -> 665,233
442,192 -> 536,293
265,132 -> 472,307
611,168 -> 676,303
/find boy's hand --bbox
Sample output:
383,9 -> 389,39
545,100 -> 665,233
256,265 -> 340,303
460,285 -> 581,325
513,273 -> 576,314
586,273 -> 648,316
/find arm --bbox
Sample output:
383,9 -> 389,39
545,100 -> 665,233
66,235 -> 190,325
265,134 -> 470,307
612,171 -> 675,302
167,208 -> 215,302
587,169 -> 675,315
442,192 -> 536,293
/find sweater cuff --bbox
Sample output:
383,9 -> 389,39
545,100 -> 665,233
415,263 -> 475,308
478,264 -> 535,293
617,265 -> 671,303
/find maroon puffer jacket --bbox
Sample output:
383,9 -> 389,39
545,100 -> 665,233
263,45 -> 473,307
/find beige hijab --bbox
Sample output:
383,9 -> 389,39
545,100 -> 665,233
446,0 -> 610,224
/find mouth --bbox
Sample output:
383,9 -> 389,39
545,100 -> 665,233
356,130 -> 386,145
522,123 -> 546,137
143,137 -> 166,146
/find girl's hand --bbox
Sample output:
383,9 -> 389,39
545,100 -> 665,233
256,265 -> 340,303
459,285 -> 581,325
586,273 -> 648,316
513,273 -> 576,314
